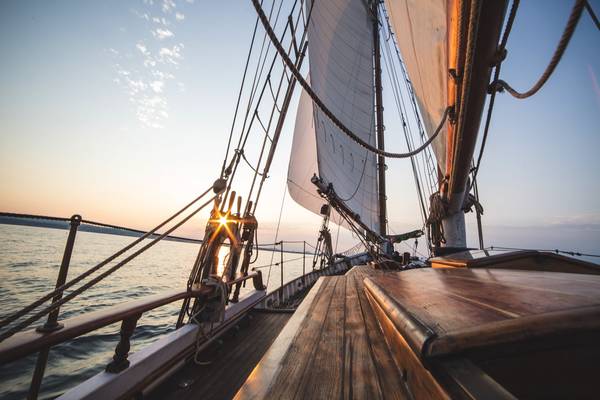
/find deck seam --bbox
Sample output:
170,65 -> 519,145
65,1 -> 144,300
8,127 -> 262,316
291,276 -> 341,400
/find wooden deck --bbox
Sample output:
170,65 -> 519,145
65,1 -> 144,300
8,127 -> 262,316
148,310 -> 291,400
236,265 -> 409,399
236,262 -> 600,399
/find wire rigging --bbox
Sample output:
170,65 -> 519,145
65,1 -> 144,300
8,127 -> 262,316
490,0 -> 586,99
251,0 -> 451,160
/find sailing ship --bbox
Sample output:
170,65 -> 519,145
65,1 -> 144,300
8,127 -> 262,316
1,0 -> 599,398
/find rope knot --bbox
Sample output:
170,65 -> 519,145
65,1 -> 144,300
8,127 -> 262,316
490,48 -> 507,67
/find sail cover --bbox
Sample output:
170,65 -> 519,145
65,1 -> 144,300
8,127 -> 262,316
287,0 -> 380,233
384,0 -> 448,174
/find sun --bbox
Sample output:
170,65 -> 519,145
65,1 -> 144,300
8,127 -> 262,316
218,216 -> 228,226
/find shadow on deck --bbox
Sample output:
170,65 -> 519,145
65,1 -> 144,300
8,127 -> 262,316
148,310 -> 291,400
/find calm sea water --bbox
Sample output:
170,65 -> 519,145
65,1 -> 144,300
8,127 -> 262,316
0,224 -> 306,400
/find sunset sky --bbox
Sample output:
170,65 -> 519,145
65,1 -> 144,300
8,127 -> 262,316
1,0 -> 599,255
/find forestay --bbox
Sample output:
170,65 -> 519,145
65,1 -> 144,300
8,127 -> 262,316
384,0 -> 449,174
287,0 -> 380,233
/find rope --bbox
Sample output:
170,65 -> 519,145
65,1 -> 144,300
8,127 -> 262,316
0,186 -> 215,333
221,9 -> 262,176
1,212 -> 206,244
0,193 -> 218,341
490,0 -> 586,99
426,192 -> 446,246
266,185 -> 286,287
586,0 -> 600,30
470,0 -> 520,189
252,255 -> 305,269
251,0 -> 451,159
191,276 -> 227,365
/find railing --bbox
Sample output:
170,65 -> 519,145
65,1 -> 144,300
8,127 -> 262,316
0,272 -> 264,365
1,185 -> 230,399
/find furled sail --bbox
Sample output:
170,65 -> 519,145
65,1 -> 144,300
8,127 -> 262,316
287,0 -> 380,233
384,0 -> 448,174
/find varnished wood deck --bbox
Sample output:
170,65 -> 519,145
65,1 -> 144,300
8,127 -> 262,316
236,265 -> 408,399
148,310 -> 291,400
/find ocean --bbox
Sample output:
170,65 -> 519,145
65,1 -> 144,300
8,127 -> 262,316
0,224 -> 307,399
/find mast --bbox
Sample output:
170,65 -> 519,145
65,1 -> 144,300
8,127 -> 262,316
442,0 -> 508,249
372,0 -> 387,237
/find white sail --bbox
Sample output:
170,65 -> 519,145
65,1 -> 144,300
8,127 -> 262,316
287,0 -> 380,233
384,0 -> 448,174
287,88 -> 322,216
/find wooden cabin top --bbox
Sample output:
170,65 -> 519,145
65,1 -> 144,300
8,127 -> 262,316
364,267 -> 600,359
430,249 -> 600,274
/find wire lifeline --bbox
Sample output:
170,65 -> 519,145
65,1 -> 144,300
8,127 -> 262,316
0,186 -> 217,333
250,0 -> 451,159
488,246 -> 600,259
0,194 -> 218,341
490,0 -> 586,99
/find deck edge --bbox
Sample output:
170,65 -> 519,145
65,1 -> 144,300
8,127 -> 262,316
234,277 -> 326,400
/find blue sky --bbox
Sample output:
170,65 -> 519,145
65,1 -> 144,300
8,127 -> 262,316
0,0 -> 598,256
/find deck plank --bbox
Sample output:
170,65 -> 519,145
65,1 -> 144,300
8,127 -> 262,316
343,270 -> 384,399
295,276 -> 346,399
237,265 -> 409,399
265,276 -> 339,398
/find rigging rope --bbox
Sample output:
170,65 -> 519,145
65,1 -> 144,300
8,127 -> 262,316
266,184 -> 287,288
251,0 -> 451,159
379,6 -> 430,228
470,0 -> 520,188
586,0 -> 600,30
0,191 -> 218,340
490,0 -> 586,99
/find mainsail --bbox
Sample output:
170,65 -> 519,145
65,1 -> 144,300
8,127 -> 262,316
384,0 -> 449,175
287,0 -> 380,233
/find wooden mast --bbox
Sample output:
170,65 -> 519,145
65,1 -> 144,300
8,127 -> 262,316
373,0 -> 387,237
442,0 -> 508,248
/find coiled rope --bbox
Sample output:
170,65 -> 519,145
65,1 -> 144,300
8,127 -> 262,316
490,0 -> 586,99
250,0 -> 451,159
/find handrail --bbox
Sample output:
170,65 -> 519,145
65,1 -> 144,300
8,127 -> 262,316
0,272 -> 264,365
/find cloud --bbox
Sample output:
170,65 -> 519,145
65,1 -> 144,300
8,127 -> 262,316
152,16 -> 168,25
110,0 -> 191,128
136,43 -> 149,55
153,28 -> 174,40
150,80 -> 165,93
162,0 -> 176,13
158,44 -> 183,65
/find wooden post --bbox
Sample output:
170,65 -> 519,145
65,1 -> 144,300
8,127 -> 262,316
106,314 -> 141,373
28,215 -> 81,400
280,241 -> 284,292
302,241 -> 306,284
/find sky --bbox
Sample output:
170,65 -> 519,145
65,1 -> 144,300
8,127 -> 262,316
0,0 -> 599,257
